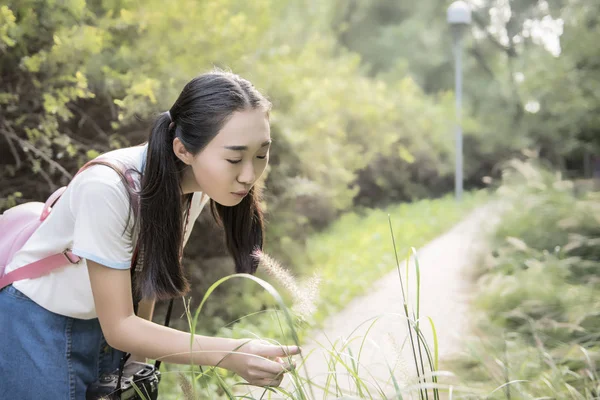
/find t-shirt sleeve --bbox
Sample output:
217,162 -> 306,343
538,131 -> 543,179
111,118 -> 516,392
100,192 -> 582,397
70,172 -> 134,270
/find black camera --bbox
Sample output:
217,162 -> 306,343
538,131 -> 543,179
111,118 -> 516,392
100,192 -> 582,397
86,361 -> 161,400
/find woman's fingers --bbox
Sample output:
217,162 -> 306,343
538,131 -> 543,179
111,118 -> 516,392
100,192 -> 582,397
274,356 -> 296,371
243,342 -> 298,372
232,340 -> 300,387
253,375 -> 284,387
251,355 -> 290,376
256,343 -> 301,359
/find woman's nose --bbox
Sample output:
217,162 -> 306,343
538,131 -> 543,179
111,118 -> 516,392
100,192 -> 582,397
237,162 -> 255,185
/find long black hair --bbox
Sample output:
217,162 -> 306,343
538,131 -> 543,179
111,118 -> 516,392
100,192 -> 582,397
136,70 -> 271,300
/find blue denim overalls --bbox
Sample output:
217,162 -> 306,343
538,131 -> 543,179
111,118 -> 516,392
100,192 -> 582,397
0,284 -> 123,399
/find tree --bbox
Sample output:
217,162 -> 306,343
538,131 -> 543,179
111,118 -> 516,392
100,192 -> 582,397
328,0 -> 600,198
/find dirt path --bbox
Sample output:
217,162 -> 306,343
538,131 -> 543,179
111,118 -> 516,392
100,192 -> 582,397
276,204 -> 502,399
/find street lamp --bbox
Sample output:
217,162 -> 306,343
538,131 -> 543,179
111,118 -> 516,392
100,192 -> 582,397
447,1 -> 471,201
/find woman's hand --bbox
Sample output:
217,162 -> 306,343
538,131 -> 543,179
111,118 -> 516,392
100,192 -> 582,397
220,339 -> 301,387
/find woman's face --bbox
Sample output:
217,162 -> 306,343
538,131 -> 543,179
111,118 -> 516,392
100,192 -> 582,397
175,108 -> 271,206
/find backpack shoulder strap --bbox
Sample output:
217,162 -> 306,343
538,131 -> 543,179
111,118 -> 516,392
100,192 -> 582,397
77,159 -> 136,187
0,159 -> 138,289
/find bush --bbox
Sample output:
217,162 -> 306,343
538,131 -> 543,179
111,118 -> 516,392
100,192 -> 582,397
449,159 -> 600,399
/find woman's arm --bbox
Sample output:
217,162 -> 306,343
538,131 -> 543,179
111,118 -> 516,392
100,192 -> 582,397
126,297 -> 155,363
87,260 -> 299,386
137,298 -> 156,322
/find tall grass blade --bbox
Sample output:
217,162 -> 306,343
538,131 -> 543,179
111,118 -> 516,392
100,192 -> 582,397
129,381 -> 148,400
189,273 -> 312,400
324,341 -> 343,397
411,316 -> 440,400
389,215 -> 425,400
579,346 -> 599,383
214,372 -> 235,400
356,315 -> 383,380
412,247 -> 421,327
412,313 -> 429,400
564,383 -> 586,400
181,298 -> 199,398
406,249 -> 410,310
347,347 -> 366,397
501,333 -> 511,400
390,366 -> 404,400
413,324 -> 439,399
426,317 -> 439,372
486,380 -> 529,397
410,248 -> 429,400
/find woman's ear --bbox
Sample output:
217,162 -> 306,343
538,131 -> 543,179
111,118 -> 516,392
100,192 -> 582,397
173,137 -> 194,165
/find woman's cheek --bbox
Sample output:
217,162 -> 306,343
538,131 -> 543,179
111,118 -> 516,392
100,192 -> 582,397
257,159 -> 268,180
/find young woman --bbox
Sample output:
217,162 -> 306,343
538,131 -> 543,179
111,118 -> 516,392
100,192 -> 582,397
0,70 -> 300,398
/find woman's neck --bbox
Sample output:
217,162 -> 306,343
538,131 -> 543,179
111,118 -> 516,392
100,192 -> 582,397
179,166 -> 200,194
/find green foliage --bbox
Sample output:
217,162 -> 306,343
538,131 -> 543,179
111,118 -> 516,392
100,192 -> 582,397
0,0 -> 116,201
0,0 -> 457,262
493,159 -> 600,261
332,0 -> 600,194
5,0 -> 596,263
3,0 -> 598,242
0,5 -> 17,49
450,160 -> 600,399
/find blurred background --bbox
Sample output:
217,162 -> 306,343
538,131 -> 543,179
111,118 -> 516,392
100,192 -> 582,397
1,1 -> 599,397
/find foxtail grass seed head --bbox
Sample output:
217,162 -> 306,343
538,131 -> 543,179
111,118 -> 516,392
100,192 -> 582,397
294,272 -> 321,321
177,372 -> 195,400
253,249 -> 320,321
387,333 -> 412,383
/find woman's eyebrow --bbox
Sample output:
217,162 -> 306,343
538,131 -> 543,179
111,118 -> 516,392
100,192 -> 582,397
224,140 -> 272,151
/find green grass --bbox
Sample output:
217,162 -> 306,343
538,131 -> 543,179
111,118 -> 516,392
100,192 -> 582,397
154,237 -> 447,400
154,190 -> 487,399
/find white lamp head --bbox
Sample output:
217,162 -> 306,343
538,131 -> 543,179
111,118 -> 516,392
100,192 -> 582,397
447,1 -> 472,25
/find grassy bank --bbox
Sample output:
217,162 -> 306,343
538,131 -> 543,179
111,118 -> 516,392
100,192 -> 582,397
448,161 -> 600,399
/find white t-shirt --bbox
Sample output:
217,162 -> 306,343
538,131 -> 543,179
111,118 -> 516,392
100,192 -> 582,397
5,144 -> 209,320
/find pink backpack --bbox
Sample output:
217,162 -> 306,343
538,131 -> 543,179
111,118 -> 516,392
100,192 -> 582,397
0,160 -> 130,290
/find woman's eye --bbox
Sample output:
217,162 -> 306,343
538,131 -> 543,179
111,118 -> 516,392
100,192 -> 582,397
226,159 -> 242,164
257,155 -> 267,160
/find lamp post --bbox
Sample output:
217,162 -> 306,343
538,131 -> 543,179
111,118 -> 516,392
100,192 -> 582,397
447,1 -> 471,201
